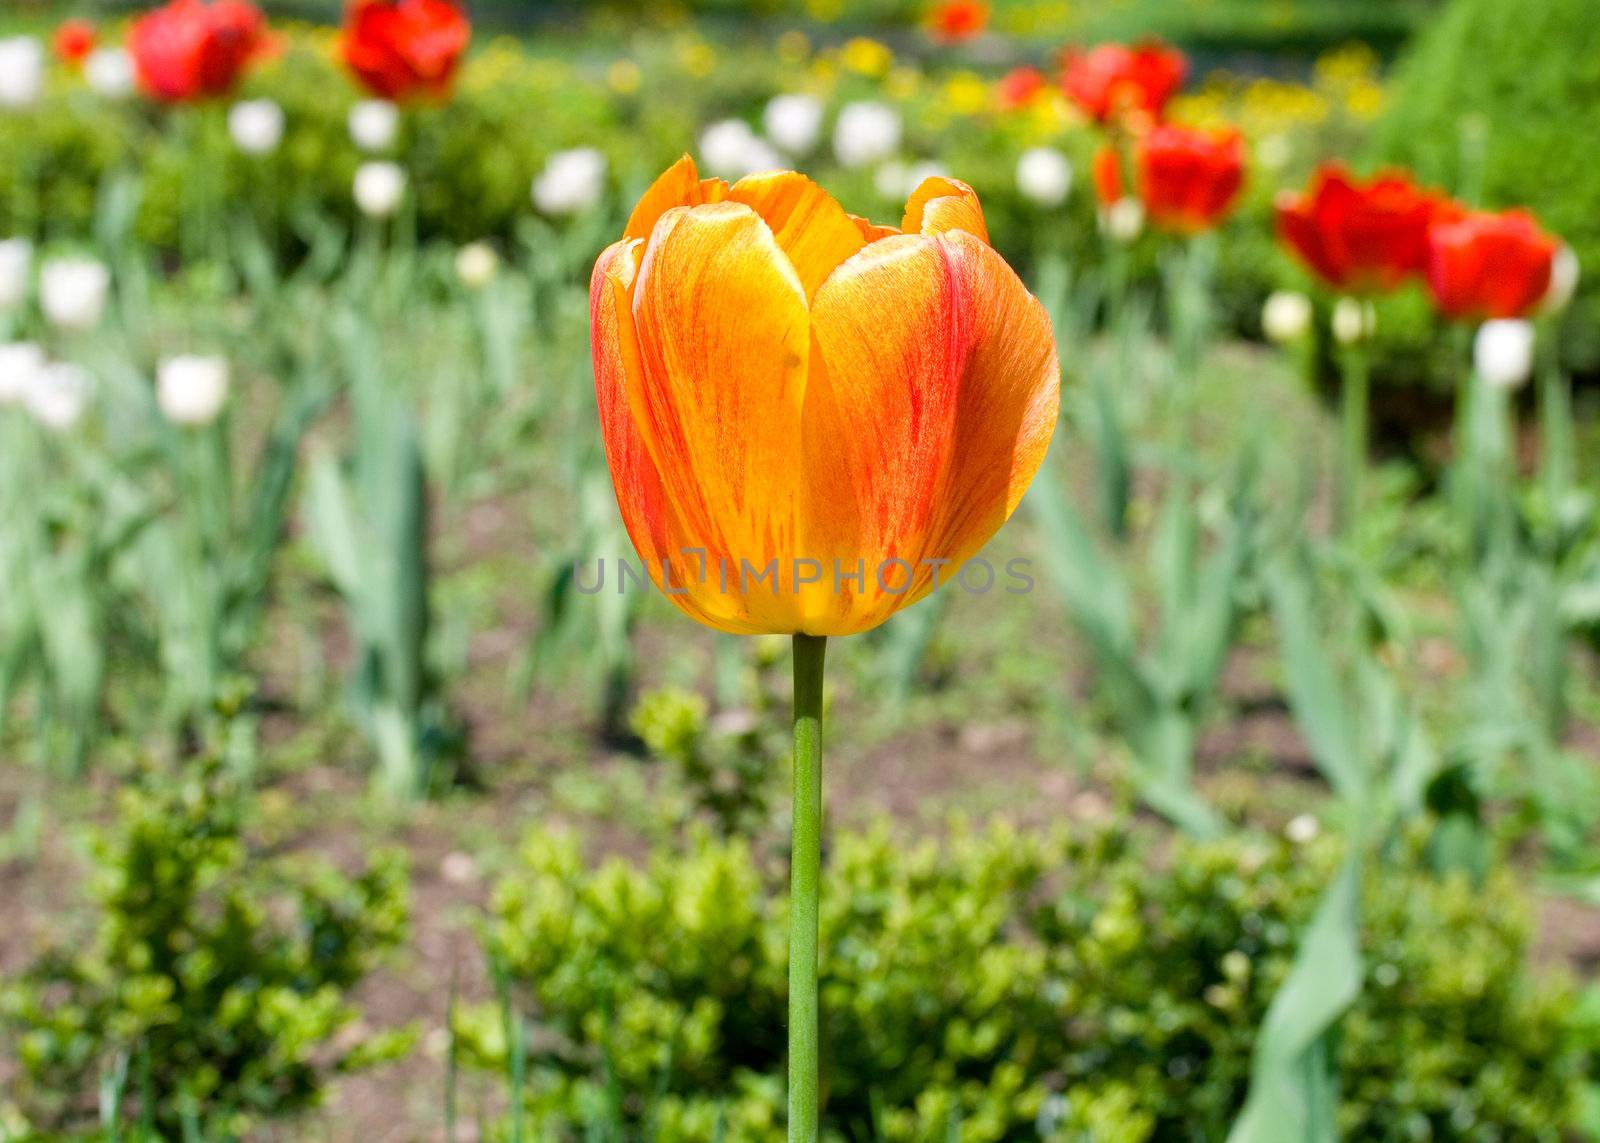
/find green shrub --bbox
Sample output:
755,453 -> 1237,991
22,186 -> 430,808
1379,0 -> 1600,374
460,817 -> 1587,1141
0,759 -> 413,1139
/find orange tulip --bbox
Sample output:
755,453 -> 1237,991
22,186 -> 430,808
591,156 -> 1060,637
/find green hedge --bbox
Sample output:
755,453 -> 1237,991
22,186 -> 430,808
462,819 -> 1589,1141
0,761 -> 412,1138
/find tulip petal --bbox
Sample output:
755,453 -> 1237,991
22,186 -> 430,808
728,171 -> 870,299
802,231 -> 1059,634
592,241 -> 720,628
623,154 -> 729,244
849,213 -> 901,243
592,240 -> 667,562
901,176 -> 991,244
629,201 -> 812,632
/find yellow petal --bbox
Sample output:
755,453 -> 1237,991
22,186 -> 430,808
629,201 -> 813,633
623,153 -> 730,244
901,175 -> 991,244
801,231 -> 1059,634
727,171 -> 869,300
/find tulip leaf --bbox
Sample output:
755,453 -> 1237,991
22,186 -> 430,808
1228,853 -> 1363,1143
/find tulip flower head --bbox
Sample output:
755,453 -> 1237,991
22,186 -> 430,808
0,37 -> 45,108
26,361 -> 94,431
1061,40 -> 1186,127
1275,165 -> 1441,294
85,48 -> 137,99
1473,319 -> 1536,391
129,0 -> 271,104
157,354 -> 230,426
341,0 -> 470,102
348,98 -> 400,151
0,239 -> 33,312
0,342 -> 45,406
532,147 -> 608,217
699,120 -> 784,182
228,98 -> 285,155
1261,290 -> 1313,345
454,242 -> 499,290
833,101 -> 902,169
54,20 -> 97,68
764,93 -> 825,156
996,66 -> 1048,111
1093,124 -> 1245,234
353,161 -> 407,218
1332,297 -> 1376,346
1016,146 -> 1072,208
1425,207 -> 1557,322
591,156 -> 1060,636
40,257 -> 110,333
927,0 -> 989,43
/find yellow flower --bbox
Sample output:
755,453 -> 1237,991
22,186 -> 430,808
943,71 -> 989,115
591,158 -> 1059,636
840,37 -> 893,78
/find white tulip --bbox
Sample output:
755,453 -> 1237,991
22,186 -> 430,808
1103,198 -> 1145,244
157,355 -> 230,426
85,48 -> 136,99
228,99 -> 285,156
40,257 -> 111,333
531,147 -> 607,216
0,238 -> 32,311
25,361 -> 93,430
1261,290 -> 1313,345
763,93 -> 824,156
1542,244 -> 1580,315
353,161 -> 407,219
833,101 -> 901,169
0,342 -> 44,406
0,38 -> 44,109
454,242 -> 499,290
1331,297 -> 1376,346
1015,147 -> 1072,208
348,99 -> 400,152
697,119 -> 775,180
1474,319 -> 1536,392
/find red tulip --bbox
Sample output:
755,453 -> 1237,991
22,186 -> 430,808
340,0 -> 471,102
996,66 -> 1046,110
927,0 -> 989,43
1061,40 -> 1186,126
129,0 -> 270,103
1092,125 -> 1245,233
1426,207 -> 1557,321
54,19 -> 97,67
1275,164 -> 1442,293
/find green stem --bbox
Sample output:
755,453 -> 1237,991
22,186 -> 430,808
789,632 -> 826,1143
1337,342 -> 1370,536
1537,330 -> 1572,514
